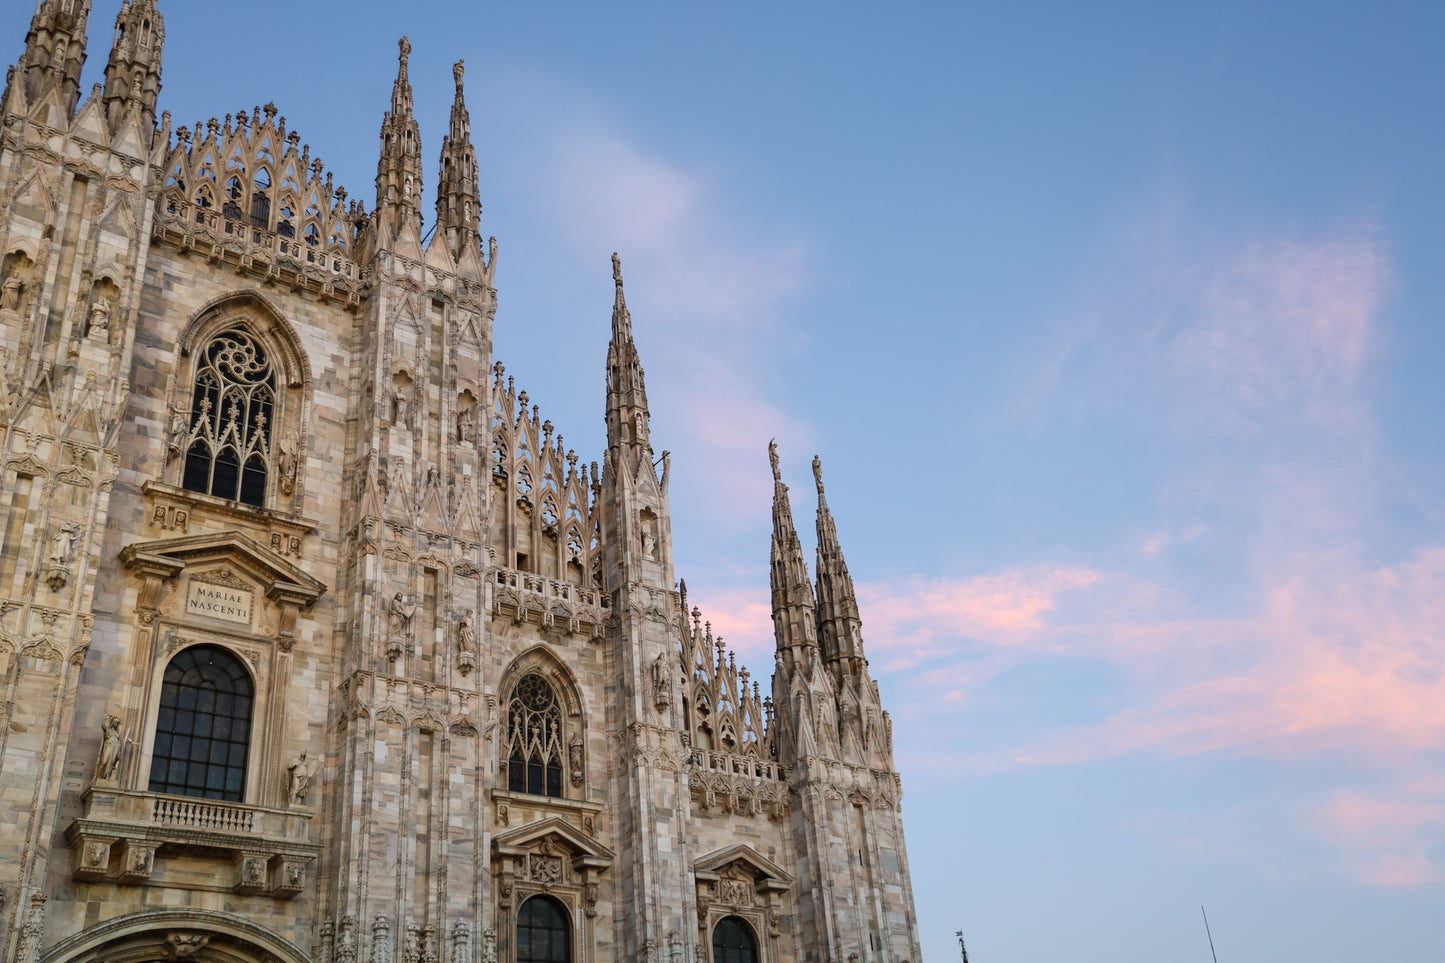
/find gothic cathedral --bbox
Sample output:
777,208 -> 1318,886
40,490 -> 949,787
0,4 -> 921,963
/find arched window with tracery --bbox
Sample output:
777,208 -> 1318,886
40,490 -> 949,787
506,673 -> 563,798
182,328 -> 275,507
149,645 -> 254,802
516,896 -> 570,963
711,917 -> 758,963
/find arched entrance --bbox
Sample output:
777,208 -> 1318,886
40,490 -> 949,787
41,910 -> 311,963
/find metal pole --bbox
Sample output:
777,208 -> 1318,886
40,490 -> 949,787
1201,906 -> 1219,963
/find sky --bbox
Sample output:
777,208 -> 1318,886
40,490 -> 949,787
89,1 -> 1445,959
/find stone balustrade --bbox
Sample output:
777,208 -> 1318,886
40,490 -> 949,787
66,786 -> 319,897
490,565 -> 609,637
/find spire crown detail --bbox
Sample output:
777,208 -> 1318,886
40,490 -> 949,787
373,35 -> 423,239
102,0 -> 164,132
435,55 -> 482,259
10,0 -> 92,119
605,253 -> 649,460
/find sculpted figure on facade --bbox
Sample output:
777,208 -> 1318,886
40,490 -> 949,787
1,273 -> 23,311
652,650 -> 671,711
391,383 -> 410,428
457,610 -> 476,653
569,732 -> 584,786
288,751 -> 312,804
94,715 -> 123,782
88,296 -> 112,340
389,592 -> 414,634
277,431 -> 299,495
456,403 -> 474,444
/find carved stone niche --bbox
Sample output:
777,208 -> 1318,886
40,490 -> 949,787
693,845 -> 793,954
492,817 -> 614,921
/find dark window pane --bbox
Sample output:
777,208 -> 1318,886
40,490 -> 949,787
713,917 -> 758,963
148,645 -> 254,802
517,896 -> 570,963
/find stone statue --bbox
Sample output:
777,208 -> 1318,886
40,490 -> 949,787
0,275 -> 22,311
813,454 -> 824,493
456,405 -> 473,444
287,751 -> 311,803
568,732 -> 584,786
641,519 -> 656,561
50,525 -> 78,567
94,714 -> 123,781
389,593 -> 414,634
453,59 -> 465,89
88,296 -> 112,339
277,432 -> 298,495
768,438 -> 780,482
457,610 -> 476,654
651,651 -> 670,711
165,407 -> 189,462
392,384 -> 409,428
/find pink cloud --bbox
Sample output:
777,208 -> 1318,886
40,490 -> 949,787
975,547 -> 1445,767
857,569 -> 1103,671
1307,790 -> 1445,886
684,585 -> 776,666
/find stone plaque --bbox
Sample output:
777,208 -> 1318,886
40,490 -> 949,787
186,580 -> 255,625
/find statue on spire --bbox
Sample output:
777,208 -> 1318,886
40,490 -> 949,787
399,36 -> 411,68
769,439 -> 781,483
612,252 -> 623,288
813,455 -> 825,494
454,59 -> 465,90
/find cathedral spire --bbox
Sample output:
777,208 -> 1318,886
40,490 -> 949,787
374,35 -> 424,238
7,0 -> 91,118
101,0 -> 163,132
770,441 -> 819,667
434,59 -> 482,259
813,455 -> 866,670
605,254 -> 652,467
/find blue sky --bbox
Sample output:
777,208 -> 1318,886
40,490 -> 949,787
110,1 -> 1445,959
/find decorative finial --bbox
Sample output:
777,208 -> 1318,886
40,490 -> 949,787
453,59 -> 465,89
813,455 -> 824,494
612,252 -> 623,288
769,439 -> 780,482
399,36 -> 412,65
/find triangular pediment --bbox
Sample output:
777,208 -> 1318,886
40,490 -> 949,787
70,91 -> 110,145
492,816 -> 614,867
119,531 -> 326,604
694,844 -> 793,885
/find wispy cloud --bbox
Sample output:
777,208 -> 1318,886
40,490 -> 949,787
1309,785 -> 1445,886
1169,232 -> 1387,432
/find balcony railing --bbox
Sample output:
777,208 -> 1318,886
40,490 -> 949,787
152,795 -> 256,833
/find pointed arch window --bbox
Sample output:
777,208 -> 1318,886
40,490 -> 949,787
148,645 -> 254,802
277,203 -> 296,239
506,674 -> 563,798
712,917 -> 758,963
182,328 -> 275,507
